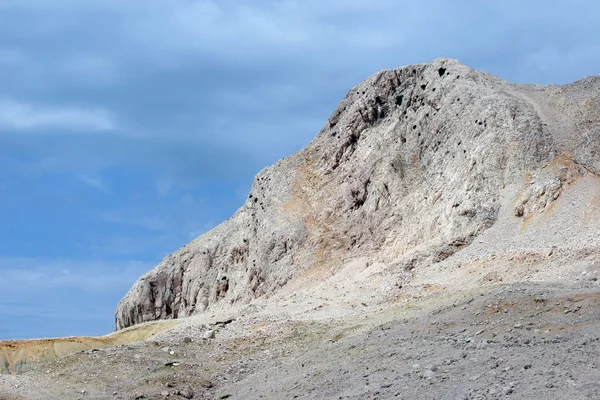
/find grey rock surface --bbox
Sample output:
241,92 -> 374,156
4,282 -> 600,400
115,58 -> 600,330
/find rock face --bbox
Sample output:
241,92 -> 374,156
115,58 -> 600,330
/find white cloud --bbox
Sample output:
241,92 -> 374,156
4,0 -> 600,80
88,233 -> 180,257
137,215 -> 170,231
63,54 -> 120,85
155,180 -> 173,197
187,220 -> 216,241
124,0 -> 397,60
0,47 -> 25,66
0,1 -> 411,69
0,257 -> 151,291
180,193 -> 194,205
77,174 -> 111,193
0,99 -> 115,131
100,210 -> 170,231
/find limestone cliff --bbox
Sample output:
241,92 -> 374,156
115,58 -> 600,330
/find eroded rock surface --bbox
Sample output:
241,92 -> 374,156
115,58 -> 600,330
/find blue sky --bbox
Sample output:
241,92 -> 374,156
1,0 -> 599,339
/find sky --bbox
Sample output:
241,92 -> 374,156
1,0 -> 599,339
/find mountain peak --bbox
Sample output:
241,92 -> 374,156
115,59 -> 600,330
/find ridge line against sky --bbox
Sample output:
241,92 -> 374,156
1,0 -> 599,339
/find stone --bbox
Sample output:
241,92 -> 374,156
423,369 -> 435,379
425,365 -> 438,372
199,379 -> 213,388
179,387 -> 194,399
476,340 -> 489,350
204,330 -> 216,339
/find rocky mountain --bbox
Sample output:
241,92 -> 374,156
115,58 -> 600,331
3,58 -> 600,400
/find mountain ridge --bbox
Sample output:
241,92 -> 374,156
115,57 -> 600,331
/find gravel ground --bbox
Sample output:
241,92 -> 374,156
1,280 -> 599,400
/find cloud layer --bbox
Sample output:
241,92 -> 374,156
0,100 -> 114,131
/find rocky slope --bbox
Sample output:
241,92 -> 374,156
4,279 -> 600,399
115,58 -> 600,330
